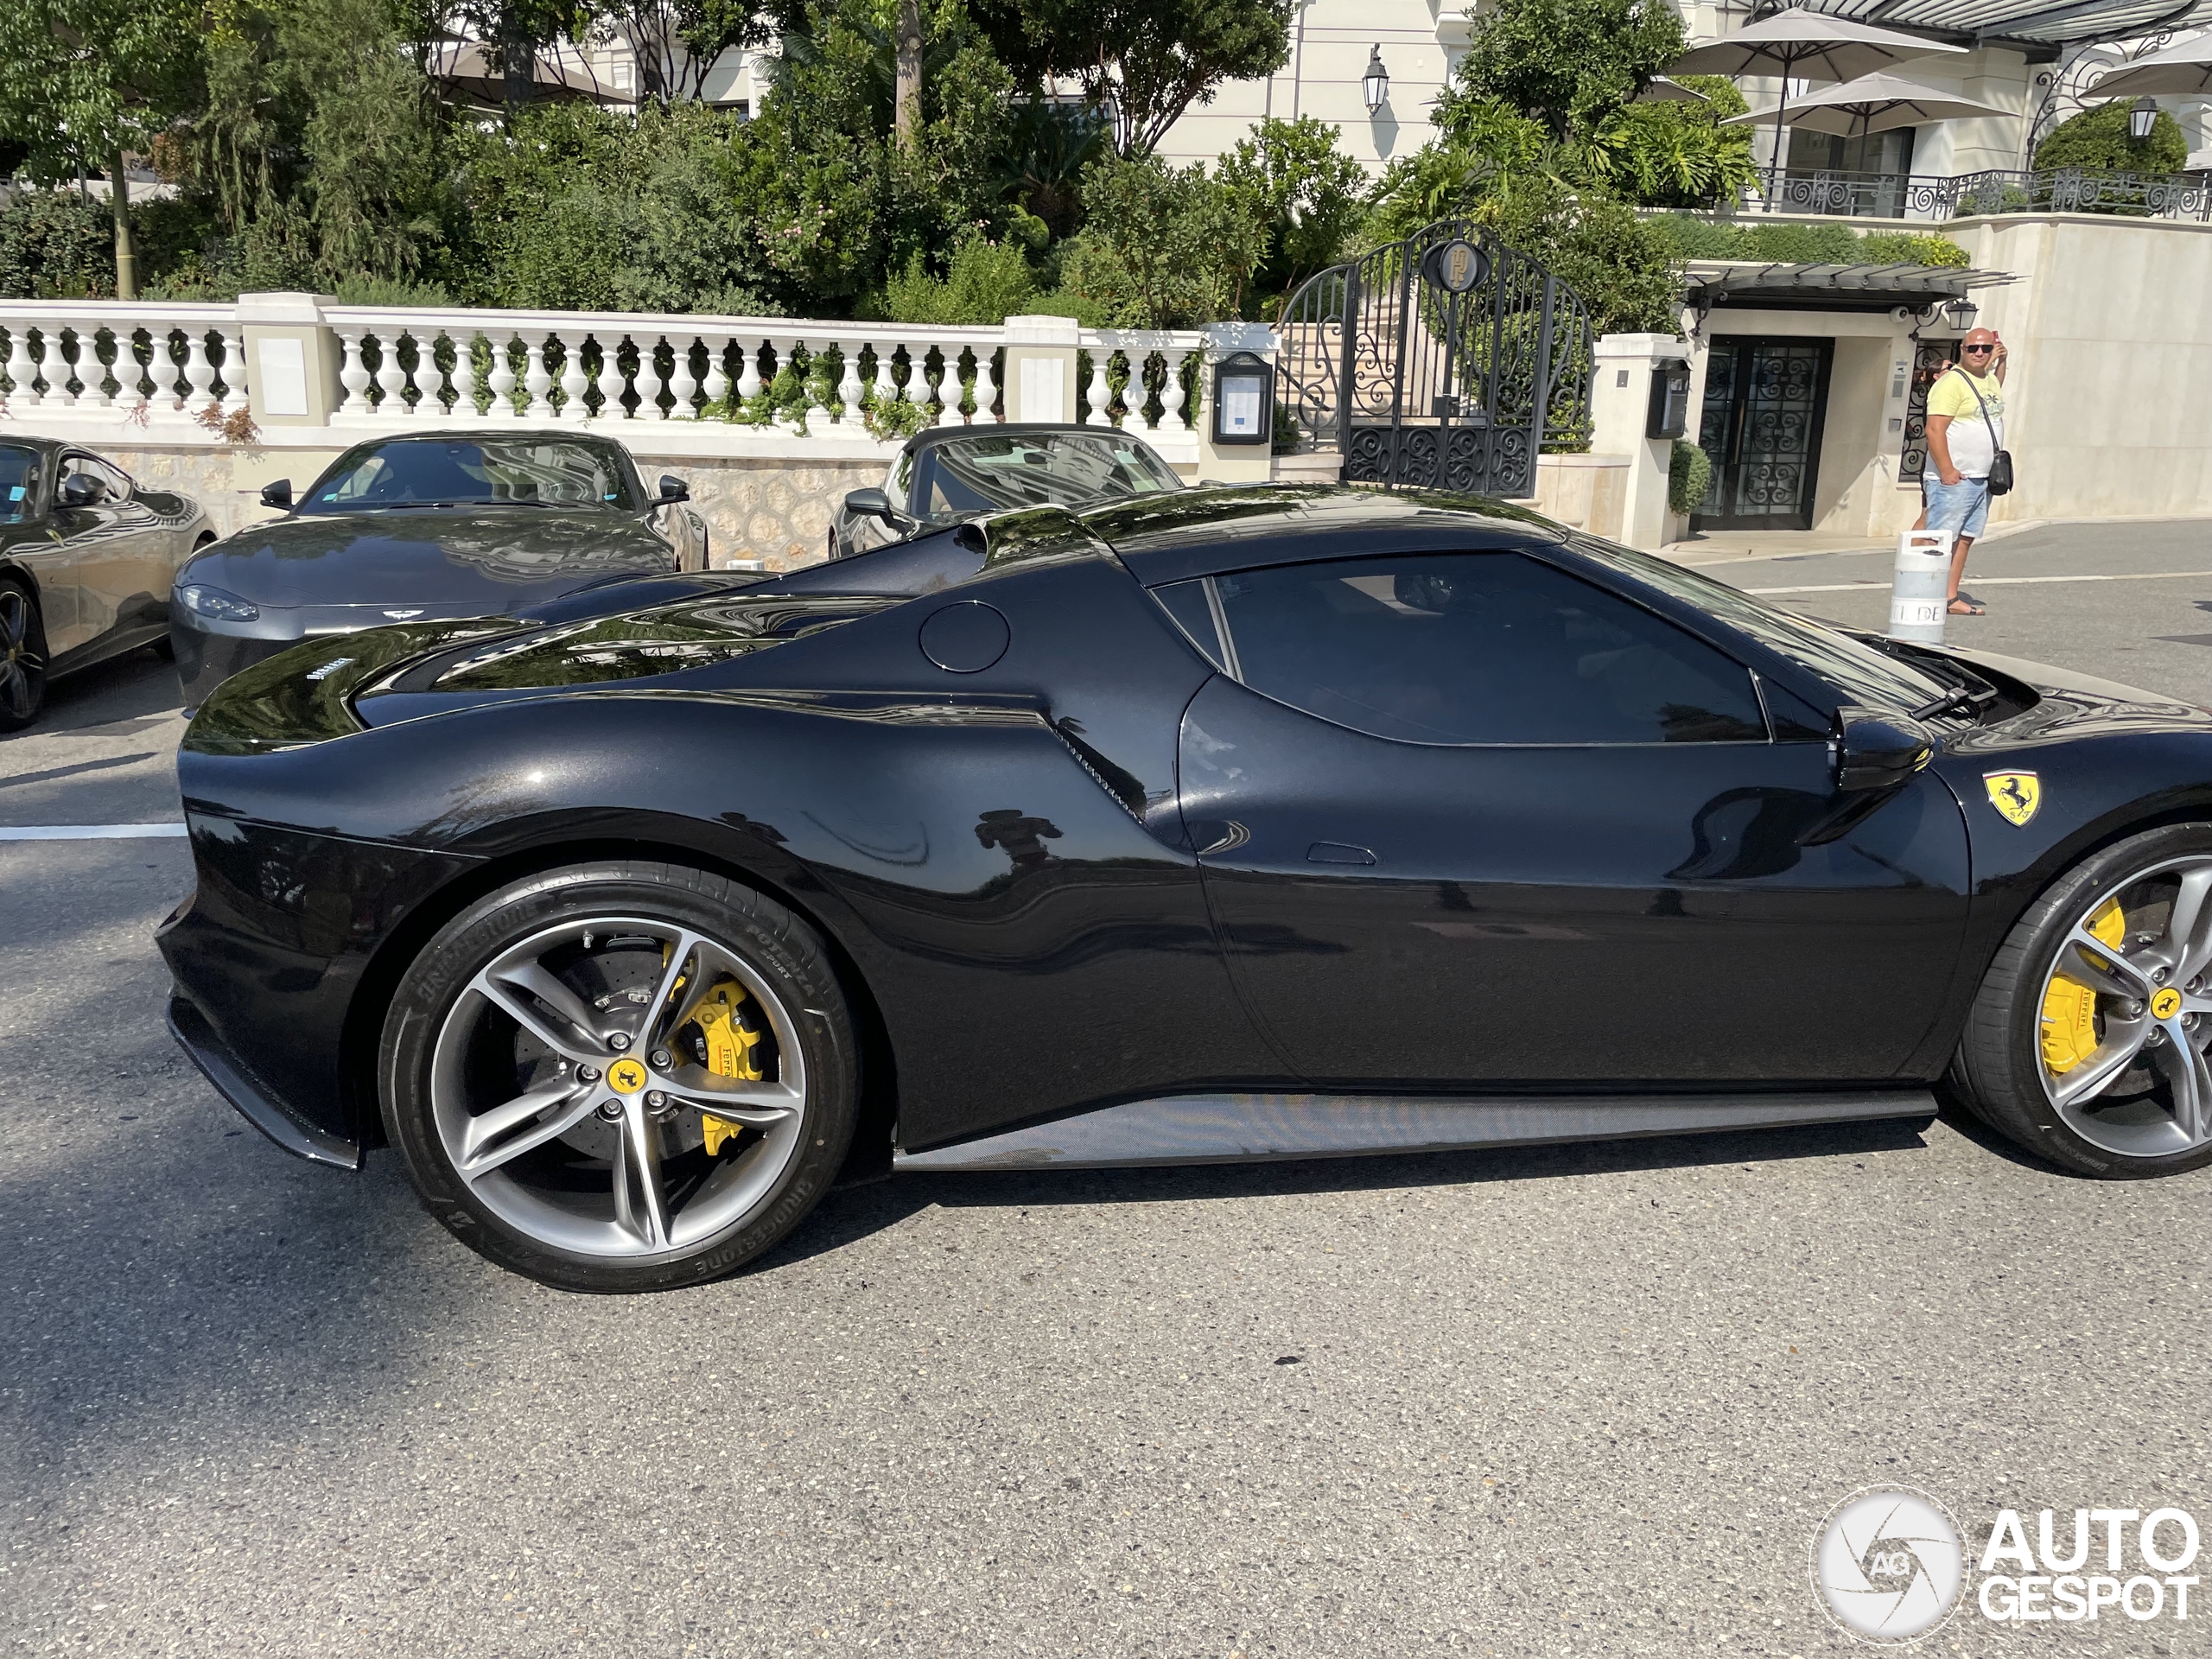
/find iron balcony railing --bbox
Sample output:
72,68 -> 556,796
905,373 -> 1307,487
1746,167 -> 2212,223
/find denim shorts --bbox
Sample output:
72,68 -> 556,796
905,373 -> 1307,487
1922,474 -> 1991,541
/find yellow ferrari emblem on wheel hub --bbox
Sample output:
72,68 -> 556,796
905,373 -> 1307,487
607,1057 -> 649,1094
2152,986 -> 2183,1020
1984,771 -> 2041,826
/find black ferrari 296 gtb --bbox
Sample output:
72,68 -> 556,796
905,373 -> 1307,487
160,486 -> 2212,1291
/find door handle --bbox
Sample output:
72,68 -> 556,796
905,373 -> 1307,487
1306,842 -> 1376,866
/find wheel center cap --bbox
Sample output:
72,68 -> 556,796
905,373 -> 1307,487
607,1057 -> 650,1094
2152,987 -> 2183,1020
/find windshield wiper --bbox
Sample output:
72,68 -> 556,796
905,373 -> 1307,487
1909,684 -> 1997,721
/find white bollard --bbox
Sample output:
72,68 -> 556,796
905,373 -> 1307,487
1888,528 -> 1950,643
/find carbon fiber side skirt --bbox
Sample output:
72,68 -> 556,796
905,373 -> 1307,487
893,1090 -> 1936,1173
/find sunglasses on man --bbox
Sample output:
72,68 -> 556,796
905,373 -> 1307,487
1961,344 -> 1999,353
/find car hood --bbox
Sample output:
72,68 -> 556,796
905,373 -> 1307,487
177,507 -> 675,611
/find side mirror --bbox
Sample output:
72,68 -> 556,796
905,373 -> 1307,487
658,474 -> 690,504
259,478 -> 293,508
58,474 -> 102,507
1834,707 -> 1936,792
843,486 -> 899,524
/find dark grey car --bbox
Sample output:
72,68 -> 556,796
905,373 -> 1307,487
0,437 -> 213,731
830,423 -> 1182,560
170,430 -> 707,709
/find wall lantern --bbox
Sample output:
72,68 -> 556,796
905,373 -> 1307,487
1939,296 -> 1979,333
1211,350 -> 1274,447
2130,95 -> 2158,140
1363,48 -> 1389,114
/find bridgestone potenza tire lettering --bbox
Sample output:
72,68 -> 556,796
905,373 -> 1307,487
1954,823 -> 2212,1179
378,860 -> 860,1292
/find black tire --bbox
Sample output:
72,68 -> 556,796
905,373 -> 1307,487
1954,822 -> 2212,1179
0,575 -> 48,732
379,859 -> 861,1291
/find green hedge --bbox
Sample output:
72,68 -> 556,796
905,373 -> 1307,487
1643,214 -> 1968,269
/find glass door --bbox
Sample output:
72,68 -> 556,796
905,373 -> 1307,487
1691,337 -> 1834,532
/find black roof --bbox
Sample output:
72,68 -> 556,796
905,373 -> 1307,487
1082,484 -> 1562,584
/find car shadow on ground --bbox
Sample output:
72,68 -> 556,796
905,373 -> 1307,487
762,1109 -> 1949,1271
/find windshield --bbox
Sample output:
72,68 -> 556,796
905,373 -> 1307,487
1567,533 -> 1952,712
0,446 -> 40,523
925,432 -> 1181,519
302,438 -> 638,513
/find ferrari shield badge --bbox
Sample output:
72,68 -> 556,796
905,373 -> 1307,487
1985,771 -> 2041,826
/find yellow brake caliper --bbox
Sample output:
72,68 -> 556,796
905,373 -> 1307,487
691,977 -> 764,1154
2041,899 -> 2126,1074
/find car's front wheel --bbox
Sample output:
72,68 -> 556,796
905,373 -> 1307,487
1955,823 -> 2212,1177
0,577 -> 48,732
380,861 -> 860,1291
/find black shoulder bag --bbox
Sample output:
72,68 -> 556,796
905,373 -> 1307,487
1948,366 -> 2013,497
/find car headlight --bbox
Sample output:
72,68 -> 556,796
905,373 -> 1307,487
176,583 -> 259,623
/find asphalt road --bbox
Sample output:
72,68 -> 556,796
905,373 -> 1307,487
5,524 -> 2212,1658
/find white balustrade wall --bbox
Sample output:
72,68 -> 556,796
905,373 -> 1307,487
0,298 -> 1220,461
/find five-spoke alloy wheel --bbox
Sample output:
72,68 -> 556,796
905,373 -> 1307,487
0,578 -> 48,733
1957,825 -> 2212,1177
382,861 -> 860,1291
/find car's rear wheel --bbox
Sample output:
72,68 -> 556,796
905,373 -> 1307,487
1955,824 -> 2212,1177
380,861 -> 860,1291
0,577 -> 48,732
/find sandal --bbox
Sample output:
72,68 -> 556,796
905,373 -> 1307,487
1948,596 -> 1985,616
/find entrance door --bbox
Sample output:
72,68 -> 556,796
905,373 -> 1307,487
1692,338 -> 1833,532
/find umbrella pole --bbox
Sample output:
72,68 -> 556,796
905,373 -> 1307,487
1770,50 -> 1792,207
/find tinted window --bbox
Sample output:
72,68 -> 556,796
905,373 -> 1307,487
925,432 -> 1181,518
1212,552 -> 1767,746
0,446 -> 42,522
1149,577 -> 1224,671
302,438 -> 637,512
1565,532 -> 1948,711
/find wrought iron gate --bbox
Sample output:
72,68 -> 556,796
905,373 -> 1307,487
1276,219 -> 1594,497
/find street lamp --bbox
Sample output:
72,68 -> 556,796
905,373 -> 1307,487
1363,47 -> 1389,113
1940,296 -> 1979,333
2129,95 -> 2158,140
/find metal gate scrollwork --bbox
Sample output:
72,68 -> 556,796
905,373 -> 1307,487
1276,219 -> 1595,497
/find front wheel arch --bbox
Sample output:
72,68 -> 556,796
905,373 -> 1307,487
339,834 -> 897,1179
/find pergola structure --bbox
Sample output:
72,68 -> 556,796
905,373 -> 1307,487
1781,0 -> 2212,55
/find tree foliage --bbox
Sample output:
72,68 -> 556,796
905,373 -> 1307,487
1217,115 -> 1370,306
1440,0 -> 1684,143
1055,151 -> 1268,326
970,0 -> 1293,156
2034,98 -> 2190,174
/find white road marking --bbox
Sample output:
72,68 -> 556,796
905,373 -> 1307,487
0,823 -> 188,841
1745,569 -> 2212,595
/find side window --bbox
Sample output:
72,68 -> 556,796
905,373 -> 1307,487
886,453 -> 912,516
1211,551 -> 1768,746
64,454 -> 131,502
1148,577 -> 1225,672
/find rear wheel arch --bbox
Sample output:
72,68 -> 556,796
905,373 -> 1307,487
339,833 -> 897,1179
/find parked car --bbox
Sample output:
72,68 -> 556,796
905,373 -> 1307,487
159,484 -> 2212,1293
169,430 -> 707,710
0,438 -> 213,731
830,423 -> 1183,560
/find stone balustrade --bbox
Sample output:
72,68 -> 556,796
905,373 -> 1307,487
0,296 -> 1233,467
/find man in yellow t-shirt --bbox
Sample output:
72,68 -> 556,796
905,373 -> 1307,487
1922,327 -> 2008,616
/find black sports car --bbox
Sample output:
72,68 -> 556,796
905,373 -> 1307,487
0,438 -> 212,730
169,430 -> 706,709
830,422 -> 1182,560
161,486 -> 2212,1293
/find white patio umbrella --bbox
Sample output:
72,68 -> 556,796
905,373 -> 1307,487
2088,32 -> 2212,98
1726,70 -> 2012,140
1670,10 -> 1966,194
